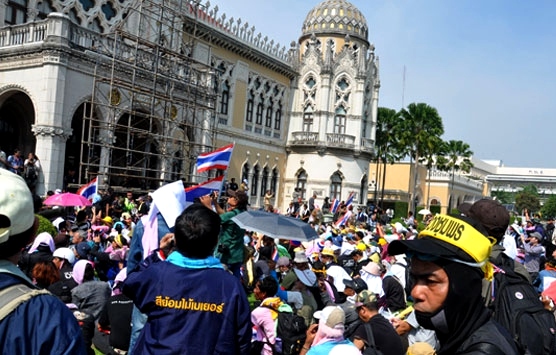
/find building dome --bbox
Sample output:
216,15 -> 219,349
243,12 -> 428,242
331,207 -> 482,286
301,0 -> 368,43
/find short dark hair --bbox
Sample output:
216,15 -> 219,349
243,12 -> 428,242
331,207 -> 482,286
0,222 -> 36,259
174,204 -> 221,258
257,276 -> 278,297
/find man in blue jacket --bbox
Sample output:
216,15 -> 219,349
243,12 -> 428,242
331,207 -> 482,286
0,169 -> 86,354
124,203 -> 251,354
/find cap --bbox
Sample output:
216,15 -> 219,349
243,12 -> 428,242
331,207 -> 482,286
355,289 -> 378,307
529,231 -> 543,241
101,216 -> 114,225
321,247 -> 335,257
343,278 -> 368,293
226,189 -> 249,206
313,306 -> 345,329
388,214 -> 493,275
76,242 -> 91,259
0,170 -> 35,244
467,199 -> 509,241
53,247 -> 76,265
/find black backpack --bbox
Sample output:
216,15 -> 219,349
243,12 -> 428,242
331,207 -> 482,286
490,264 -> 556,355
24,164 -> 37,183
264,306 -> 307,355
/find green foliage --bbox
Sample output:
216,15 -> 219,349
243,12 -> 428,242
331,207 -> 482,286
522,185 -> 539,196
430,205 -> 441,215
515,190 -> 540,215
36,214 -> 56,237
491,190 -> 514,204
393,201 -> 409,220
541,195 -> 556,219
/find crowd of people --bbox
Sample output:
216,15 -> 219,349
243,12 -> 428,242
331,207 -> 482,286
2,167 -> 556,354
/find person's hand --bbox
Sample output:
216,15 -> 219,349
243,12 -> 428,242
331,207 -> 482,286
390,318 -> 411,335
304,323 -> 318,346
160,233 -> 175,257
199,194 -> 213,209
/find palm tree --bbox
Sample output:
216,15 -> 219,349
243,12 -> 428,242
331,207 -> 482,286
436,140 -> 473,211
418,135 -> 444,209
399,103 -> 444,213
375,107 -> 403,208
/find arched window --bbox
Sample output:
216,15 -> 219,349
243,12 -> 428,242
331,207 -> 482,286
274,103 -> 282,131
265,98 -> 273,128
251,165 -> 260,197
337,77 -> 349,90
220,81 -> 230,115
334,106 -> 346,134
297,170 -> 307,200
261,167 -> 269,197
242,163 -> 250,183
303,105 -> 313,132
246,91 -> 254,122
256,95 -> 264,125
330,172 -> 342,200
271,168 -> 278,193
306,77 -> 316,89
360,175 -> 368,205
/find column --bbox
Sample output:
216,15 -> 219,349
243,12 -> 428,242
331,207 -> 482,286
32,125 -> 70,195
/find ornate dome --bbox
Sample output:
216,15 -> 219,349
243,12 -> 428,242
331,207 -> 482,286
301,0 -> 368,43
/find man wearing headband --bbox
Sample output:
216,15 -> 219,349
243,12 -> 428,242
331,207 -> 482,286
388,214 -> 518,355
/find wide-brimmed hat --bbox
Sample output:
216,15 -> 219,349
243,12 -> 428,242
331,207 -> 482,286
294,268 -> 317,287
361,262 -> 382,276
343,278 -> 368,293
293,250 -> 308,264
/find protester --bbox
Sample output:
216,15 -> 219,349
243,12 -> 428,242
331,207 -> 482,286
388,214 -> 519,354
71,259 -> 111,320
0,169 -> 86,353
200,189 -> 248,279
123,204 -> 251,354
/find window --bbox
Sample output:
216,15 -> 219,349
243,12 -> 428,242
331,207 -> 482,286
334,107 -> 346,134
265,99 -> 273,128
37,0 -> 53,20
261,167 -> 269,197
242,163 -> 250,183
251,165 -> 260,197
5,0 -> 27,25
360,175 -> 367,205
297,170 -> 307,200
274,104 -> 282,130
303,106 -> 313,132
337,77 -> 349,90
306,77 -> 316,89
330,172 -> 342,200
220,81 -> 229,115
256,96 -> 264,125
271,168 -> 278,194
246,91 -> 254,122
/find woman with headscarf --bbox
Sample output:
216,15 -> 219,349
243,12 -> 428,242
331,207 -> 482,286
300,306 -> 359,354
18,232 -> 55,278
71,259 -> 111,320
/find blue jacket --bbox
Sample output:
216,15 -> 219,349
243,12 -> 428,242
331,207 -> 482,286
0,260 -> 86,354
127,213 -> 171,272
123,251 -> 251,354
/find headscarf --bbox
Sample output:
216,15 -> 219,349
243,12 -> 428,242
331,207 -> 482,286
72,259 -> 93,285
112,267 -> 127,296
28,232 -> 55,254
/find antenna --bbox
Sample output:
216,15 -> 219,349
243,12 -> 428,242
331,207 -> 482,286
401,65 -> 406,109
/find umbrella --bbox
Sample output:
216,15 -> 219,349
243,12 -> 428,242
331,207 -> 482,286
417,208 -> 432,215
232,210 -> 318,242
43,192 -> 92,207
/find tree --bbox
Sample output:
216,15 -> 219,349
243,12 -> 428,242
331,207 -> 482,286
436,140 -> 474,211
515,185 -> 540,215
375,107 -> 403,208
418,135 -> 444,209
541,195 -> 556,219
399,103 -> 444,213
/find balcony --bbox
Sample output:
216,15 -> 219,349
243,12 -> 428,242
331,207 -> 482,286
326,133 -> 355,149
360,137 -> 375,154
289,131 -> 319,146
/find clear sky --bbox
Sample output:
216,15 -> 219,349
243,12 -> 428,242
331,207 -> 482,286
214,0 -> 556,169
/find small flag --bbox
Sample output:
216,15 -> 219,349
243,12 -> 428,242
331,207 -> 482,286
345,191 -> 356,208
335,210 -> 352,228
77,177 -> 98,200
184,176 -> 225,207
196,144 -> 234,173
330,198 -> 340,214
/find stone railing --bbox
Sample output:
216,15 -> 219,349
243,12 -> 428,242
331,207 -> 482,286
290,131 -> 319,144
327,133 -> 355,147
360,137 -> 374,152
0,21 -> 48,47
428,170 -> 483,189
183,0 -> 290,63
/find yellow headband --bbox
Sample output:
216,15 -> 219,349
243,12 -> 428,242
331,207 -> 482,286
419,214 -> 494,279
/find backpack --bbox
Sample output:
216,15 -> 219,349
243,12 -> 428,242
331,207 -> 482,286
0,283 -> 50,322
24,164 -> 37,183
394,261 -> 412,301
490,264 -> 556,355
264,306 -> 307,355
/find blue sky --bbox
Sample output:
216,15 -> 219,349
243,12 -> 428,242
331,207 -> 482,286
214,1 -> 556,168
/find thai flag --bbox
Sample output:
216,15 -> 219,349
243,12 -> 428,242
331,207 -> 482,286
77,177 -> 98,200
196,144 -> 234,173
184,176 -> 225,206
345,191 -> 356,208
330,198 -> 340,214
335,210 -> 352,228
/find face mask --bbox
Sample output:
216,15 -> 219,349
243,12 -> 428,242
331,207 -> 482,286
415,308 -> 449,333
346,294 -> 357,304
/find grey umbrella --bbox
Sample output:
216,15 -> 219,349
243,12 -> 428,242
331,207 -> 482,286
231,210 -> 318,242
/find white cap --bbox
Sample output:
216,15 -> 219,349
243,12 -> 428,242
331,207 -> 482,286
53,247 -> 76,265
0,170 -> 34,244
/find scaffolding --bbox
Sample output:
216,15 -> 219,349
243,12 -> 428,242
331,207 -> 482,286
79,0 -> 218,191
